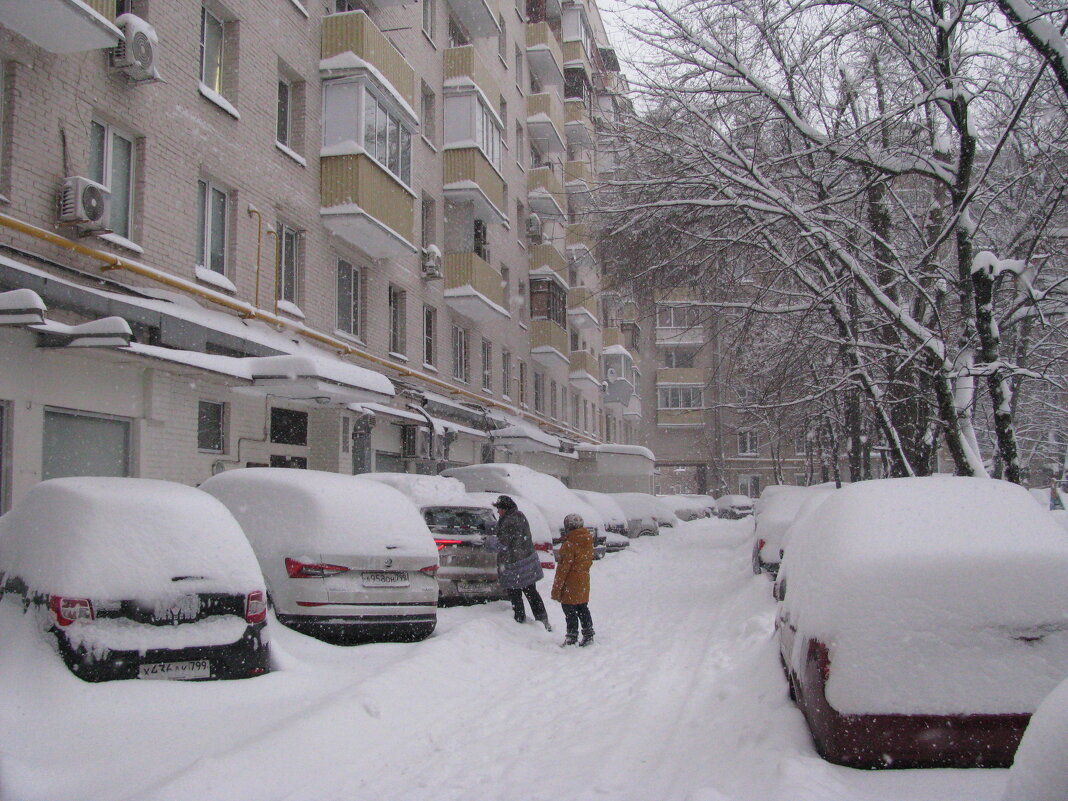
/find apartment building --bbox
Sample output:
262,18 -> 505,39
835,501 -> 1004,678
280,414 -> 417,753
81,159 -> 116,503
0,0 -> 653,512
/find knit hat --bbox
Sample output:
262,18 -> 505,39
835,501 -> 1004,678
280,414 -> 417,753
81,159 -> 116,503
563,513 -> 584,531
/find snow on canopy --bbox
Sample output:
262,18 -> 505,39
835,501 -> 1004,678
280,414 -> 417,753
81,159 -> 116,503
200,469 -> 436,558
360,473 -> 471,508
0,477 -> 262,599
1002,674 -> 1068,801
780,476 -> 1068,715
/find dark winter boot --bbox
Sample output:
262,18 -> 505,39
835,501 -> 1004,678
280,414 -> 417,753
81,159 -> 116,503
579,631 -> 595,647
514,612 -> 526,624
561,634 -> 577,647
539,617 -> 552,632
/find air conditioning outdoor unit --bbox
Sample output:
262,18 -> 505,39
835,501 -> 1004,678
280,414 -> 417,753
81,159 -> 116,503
606,366 -> 618,381
59,176 -> 110,233
421,244 -> 443,279
111,14 -> 161,83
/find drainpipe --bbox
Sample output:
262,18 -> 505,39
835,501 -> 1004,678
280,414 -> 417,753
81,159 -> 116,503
247,204 -> 264,309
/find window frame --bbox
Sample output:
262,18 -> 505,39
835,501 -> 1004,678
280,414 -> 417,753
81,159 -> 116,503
422,0 -> 436,40
197,400 -> 227,452
452,325 -> 469,383
388,284 -> 407,356
277,222 -> 300,305
277,77 -> 292,147
423,304 -> 437,366
738,429 -> 760,457
361,85 -> 414,186
200,6 -> 226,94
336,258 -> 362,338
657,385 -> 704,410
481,338 -> 493,391
196,178 -> 228,275
88,120 -> 136,240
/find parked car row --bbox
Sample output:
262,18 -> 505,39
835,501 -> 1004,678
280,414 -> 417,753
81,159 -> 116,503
0,467 -> 686,683
759,476 -> 1068,770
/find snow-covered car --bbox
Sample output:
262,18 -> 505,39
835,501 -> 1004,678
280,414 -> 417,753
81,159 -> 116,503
1001,674 -> 1068,801
608,492 -> 662,537
752,486 -> 833,576
361,473 -> 505,604
465,492 -> 557,570
682,494 -> 717,516
573,490 -> 630,553
201,469 -> 439,644
442,464 -> 607,559
0,477 -> 270,682
715,494 -> 753,519
657,494 -> 709,521
776,476 -> 1068,768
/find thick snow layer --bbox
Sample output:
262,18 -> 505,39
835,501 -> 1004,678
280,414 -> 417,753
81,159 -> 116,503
780,477 -> 1068,715
573,489 -> 628,531
199,469 -> 437,558
755,486 -> 830,562
1002,675 -> 1068,801
63,615 -> 250,655
658,494 -> 709,519
0,478 -> 262,598
0,517 -> 1008,801
464,491 -> 554,548
360,473 -> 471,508
611,491 -> 675,526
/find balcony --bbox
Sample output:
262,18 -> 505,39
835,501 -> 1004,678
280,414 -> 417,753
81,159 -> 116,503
531,319 -> 570,370
444,45 -> 501,104
0,0 -> 122,52
563,40 -> 593,82
526,22 -> 565,87
528,243 -> 569,287
563,159 -> 591,191
567,286 -> 599,330
657,409 -> 703,427
565,98 -> 595,146
602,350 -> 635,404
445,0 -> 501,38
444,252 -> 509,323
656,368 -> 709,385
566,222 -> 596,260
321,154 -> 416,258
655,322 -> 705,346
602,327 -> 625,348
443,148 -> 507,223
528,165 -> 566,220
526,93 -> 566,155
623,393 -> 642,420
569,350 -> 601,391
321,11 -> 415,109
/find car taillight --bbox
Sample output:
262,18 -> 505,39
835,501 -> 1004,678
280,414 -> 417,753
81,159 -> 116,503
533,542 -> 551,552
757,538 -> 766,554
48,596 -> 94,626
812,640 -> 831,682
285,558 -> 351,578
419,565 -> 439,576
244,590 -> 267,624
434,538 -> 463,551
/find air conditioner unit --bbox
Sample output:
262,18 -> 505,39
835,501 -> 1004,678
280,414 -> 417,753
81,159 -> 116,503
606,366 -> 618,381
111,14 -> 161,83
421,244 -> 443,279
59,176 -> 110,233
525,213 -> 543,243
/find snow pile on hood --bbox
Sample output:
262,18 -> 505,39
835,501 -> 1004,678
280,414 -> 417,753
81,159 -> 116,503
200,469 -> 436,558
1002,674 -> 1068,801
0,477 -> 262,598
780,476 -> 1068,715
360,473 -> 470,508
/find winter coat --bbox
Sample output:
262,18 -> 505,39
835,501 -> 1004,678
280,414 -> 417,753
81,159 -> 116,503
491,508 -> 544,590
551,526 -> 593,605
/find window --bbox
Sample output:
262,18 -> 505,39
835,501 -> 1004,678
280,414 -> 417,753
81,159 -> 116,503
738,430 -> 760,456
42,409 -> 130,480
501,349 -> 512,397
474,99 -> 502,170
794,473 -> 809,487
571,393 -> 579,425
501,265 -> 510,297
662,349 -> 696,369
195,179 -> 227,274
389,285 -> 407,355
515,44 -> 523,88
422,0 -> 435,39
452,325 -> 469,382
277,223 -> 300,304
363,88 -> 412,185
583,399 -> 588,431
481,339 -> 493,390
420,81 -> 436,144
518,360 -> 528,405
498,13 -> 506,60
550,380 -> 557,418
530,278 -> 566,327
448,16 -> 469,47
88,121 -> 135,240
276,79 -> 292,146
197,400 -> 226,452
657,386 -> 704,409
421,195 -> 436,248
473,218 -> 490,261
739,474 -> 761,497
515,124 -> 524,167
656,303 -> 700,328
200,6 -> 226,95
336,258 -> 361,337
270,408 -> 308,446
423,305 -> 437,366
533,372 -> 545,412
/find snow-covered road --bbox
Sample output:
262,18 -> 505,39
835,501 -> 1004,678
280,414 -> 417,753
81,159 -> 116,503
0,518 -> 1006,801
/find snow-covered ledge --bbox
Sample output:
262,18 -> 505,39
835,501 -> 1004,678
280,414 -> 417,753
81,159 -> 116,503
195,265 -> 237,293
275,141 -> 307,167
276,300 -> 305,319
97,232 -> 144,254
198,83 -> 240,120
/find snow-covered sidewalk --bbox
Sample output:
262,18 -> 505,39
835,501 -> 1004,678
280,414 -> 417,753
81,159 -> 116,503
0,519 -> 1006,800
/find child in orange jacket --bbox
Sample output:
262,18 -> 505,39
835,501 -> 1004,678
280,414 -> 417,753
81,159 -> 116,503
551,513 -> 595,646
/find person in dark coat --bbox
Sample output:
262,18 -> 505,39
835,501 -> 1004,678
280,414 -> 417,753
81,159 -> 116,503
551,512 -> 595,646
491,495 -> 551,631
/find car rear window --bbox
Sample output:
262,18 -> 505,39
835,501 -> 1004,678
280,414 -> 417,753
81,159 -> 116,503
423,507 -> 495,533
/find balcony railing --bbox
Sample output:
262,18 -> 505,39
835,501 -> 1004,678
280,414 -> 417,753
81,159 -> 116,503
528,165 -> 566,219
444,45 -> 501,105
525,21 -> 564,87
657,409 -> 703,427
567,286 -> 599,330
565,98 -> 595,146
444,252 -> 508,323
563,40 -> 593,80
320,154 -> 416,258
443,148 -> 507,222
526,92 -> 566,154
569,350 -> 601,380
566,222 -> 596,256
531,319 -> 570,369
656,368 -> 709,385
563,159 -> 591,189
602,327 -> 625,349
528,243 -> 569,286
322,11 -> 415,108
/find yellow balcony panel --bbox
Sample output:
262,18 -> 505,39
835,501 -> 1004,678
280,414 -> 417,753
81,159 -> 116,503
528,243 -> 568,286
655,326 -> 704,347
321,11 -> 416,109
0,0 -> 121,52
563,40 -> 593,80
564,159 -> 591,190
657,409 -> 704,427
528,165 -> 566,220
567,286 -> 599,330
321,153 -> 416,258
566,222 -> 596,256
656,288 -> 698,304
443,148 -> 507,223
602,327 -> 625,348
656,368 -> 709,385
565,98 -> 595,146
445,0 -> 500,38
526,22 -> 564,87
531,319 -> 570,370
444,252 -> 508,323
526,93 -> 566,155
444,45 -> 501,106
569,350 -> 600,391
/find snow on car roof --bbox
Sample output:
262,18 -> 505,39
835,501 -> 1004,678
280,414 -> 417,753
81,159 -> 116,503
573,490 -> 627,527
200,469 -> 436,558
756,487 -> 833,554
464,492 -> 553,545
1002,674 -> 1068,801
360,473 -> 470,508
0,477 -> 262,598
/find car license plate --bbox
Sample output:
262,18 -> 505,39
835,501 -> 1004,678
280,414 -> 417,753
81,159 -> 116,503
458,581 -> 495,595
361,571 -> 409,588
137,660 -> 211,680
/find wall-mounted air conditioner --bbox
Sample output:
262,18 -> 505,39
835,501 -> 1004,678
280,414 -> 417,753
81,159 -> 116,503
111,14 -> 161,83
59,176 -> 110,233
